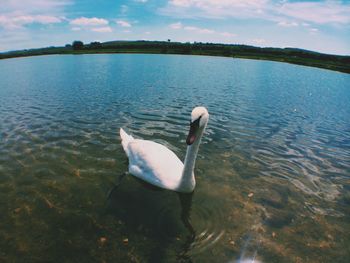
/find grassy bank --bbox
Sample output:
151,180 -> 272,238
1,40 -> 349,74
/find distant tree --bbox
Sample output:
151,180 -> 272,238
72,41 -> 84,50
167,39 -> 171,42
182,43 -> 191,54
223,48 -> 232,56
65,44 -> 72,48
89,41 -> 102,49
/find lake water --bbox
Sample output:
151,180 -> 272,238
0,54 -> 349,263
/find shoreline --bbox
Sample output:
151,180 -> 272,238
1,41 -> 349,74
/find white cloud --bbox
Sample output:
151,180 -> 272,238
170,0 -> 267,9
0,0 -> 70,30
169,22 -> 237,37
0,0 -> 72,51
69,17 -> 112,33
169,0 -> 192,7
116,20 -> 132,27
161,0 -> 350,25
183,26 -> 195,30
1,0 -> 71,14
252,38 -> 266,44
277,21 -> 298,27
70,17 -> 108,26
184,26 -> 214,34
279,2 -> 350,24
0,14 -> 62,29
134,0 -> 148,2
169,22 -> 214,33
162,0 -> 270,19
170,22 -> 214,33
91,26 -> 112,33
0,0 -> 71,30
169,22 -> 182,29
220,32 -> 237,37
35,15 -> 62,24
309,27 -> 319,35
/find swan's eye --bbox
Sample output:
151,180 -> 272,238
186,116 -> 201,145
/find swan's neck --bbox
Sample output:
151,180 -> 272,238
180,127 -> 205,191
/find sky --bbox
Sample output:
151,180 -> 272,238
0,0 -> 349,55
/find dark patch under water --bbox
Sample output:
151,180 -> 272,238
0,54 -> 349,263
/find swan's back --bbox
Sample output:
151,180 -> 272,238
126,139 -> 185,190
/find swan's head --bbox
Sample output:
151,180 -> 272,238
186,107 -> 209,145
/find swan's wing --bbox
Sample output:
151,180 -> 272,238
127,139 -> 184,190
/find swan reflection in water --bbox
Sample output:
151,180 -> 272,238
107,173 -> 196,262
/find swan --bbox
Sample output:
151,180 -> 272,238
119,106 -> 209,193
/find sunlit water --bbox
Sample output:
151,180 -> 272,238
0,54 -> 349,263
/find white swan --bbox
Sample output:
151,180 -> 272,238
120,107 -> 209,193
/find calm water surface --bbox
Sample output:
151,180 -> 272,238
0,54 -> 349,263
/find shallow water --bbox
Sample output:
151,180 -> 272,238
0,54 -> 349,263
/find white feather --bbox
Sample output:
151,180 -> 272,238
120,128 -> 134,156
119,107 -> 209,193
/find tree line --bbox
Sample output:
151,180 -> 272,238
1,40 -> 349,73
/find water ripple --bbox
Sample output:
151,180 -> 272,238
0,54 -> 350,262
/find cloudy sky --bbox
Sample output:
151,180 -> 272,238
1,0 -> 349,55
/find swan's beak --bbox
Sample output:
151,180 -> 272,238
186,117 -> 201,145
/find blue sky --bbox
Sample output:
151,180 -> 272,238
1,0 -> 349,55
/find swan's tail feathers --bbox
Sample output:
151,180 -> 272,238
120,128 -> 134,155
